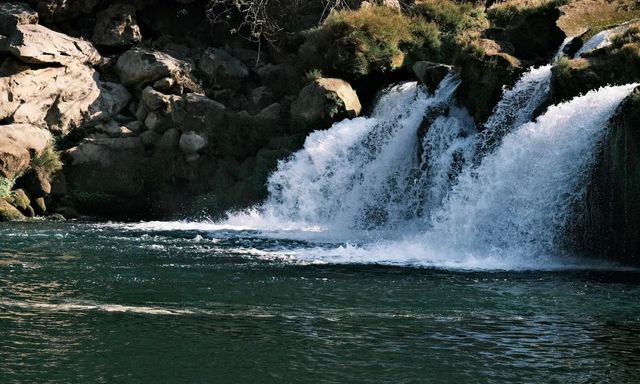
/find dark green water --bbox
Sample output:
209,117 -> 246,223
1,222 -> 640,383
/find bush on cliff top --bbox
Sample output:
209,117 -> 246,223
31,144 -> 63,182
300,6 -> 441,80
487,0 -> 568,27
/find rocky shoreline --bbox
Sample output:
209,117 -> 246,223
1,0 -> 640,262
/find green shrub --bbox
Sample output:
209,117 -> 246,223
300,6 -> 441,79
487,0 -> 568,27
305,68 -> 323,81
412,0 -> 484,33
0,177 -> 14,198
31,143 -> 63,181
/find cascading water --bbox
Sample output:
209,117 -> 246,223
196,36 -> 639,269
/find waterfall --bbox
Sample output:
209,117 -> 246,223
218,62 -> 637,268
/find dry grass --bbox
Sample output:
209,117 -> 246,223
558,0 -> 640,37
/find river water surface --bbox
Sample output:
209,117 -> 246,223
1,222 -> 639,383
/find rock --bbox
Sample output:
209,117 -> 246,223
65,137 -> 145,199
456,39 -> 522,123
412,61 -> 455,92
0,199 -> 25,221
290,78 -> 362,128
502,7 -> 566,61
256,103 -> 281,121
0,60 -> 130,134
5,24 -> 101,66
153,77 -> 176,94
179,131 -> 207,162
135,103 -> 148,122
115,47 -> 193,88
562,36 -> 583,58
170,93 -> 226,135
250,86 -> 276,112
142,86 -> 172,112
93,3 -> 142,47
0,124 -> 51,179
46,213 -> 66,222
144,112 -> 160,131
95,121 -> 134,137
15,167 -> 51,198
139,130 -> 159,147
198,48 -> 249,90
256,63 -> 302,96
32,0 -> 100,22
33,197 -> 46,215
7,188 -> 34,217
127,121 -> 143,133
0,2 -> 38,35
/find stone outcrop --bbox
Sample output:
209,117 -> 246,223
0,59 -> 130,134
4,23 -> 101,66
290,78 -> 362,129
412,61 -> 455,92
0,2 -> 38,34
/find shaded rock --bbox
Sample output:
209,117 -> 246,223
5,23 -> 101,66
502,7 -> 566,61
46,213 -> 66,222
412,61 -> 455,92
15,167 -> 51,197
66,137 -> 145,197
0,2 -> 38,35
199,47 -> 249,90
31,0 -> 100,22
290,78 -> 361,128
0,199 -> 25,221
170,93 -> 226,135
0,123 -> 51,179
93,3 -> 142,47
33,196 -> 46,215
140,130 -> 159,147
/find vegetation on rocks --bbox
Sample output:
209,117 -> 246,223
299,6 -> 442,80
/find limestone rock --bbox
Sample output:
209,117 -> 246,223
5,23 -> 101,66
0,2 -> 38,35
290,78 -> 362,127
16,167 -> 51,198
0,123 -> 51,179
0,61 -> 130,134
116,47 -> 188,87
93,3 -> 142,47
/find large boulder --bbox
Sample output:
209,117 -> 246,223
4,23 -> 101,66
0,2 -> 38,34
93,3 -> 142,47
290,78 -> 362,129
0,59 -> 130,134
0,123 -> 51,179
412,61 -> 455,92
115,47 -> 193,88
456,39 -> 522,124
0,199 -> 25,221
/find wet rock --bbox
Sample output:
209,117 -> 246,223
412,61 -> 455,92
0,199 -> 25,221
290,78 -> 361,128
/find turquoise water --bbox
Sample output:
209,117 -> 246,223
1,222 -> 640,383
